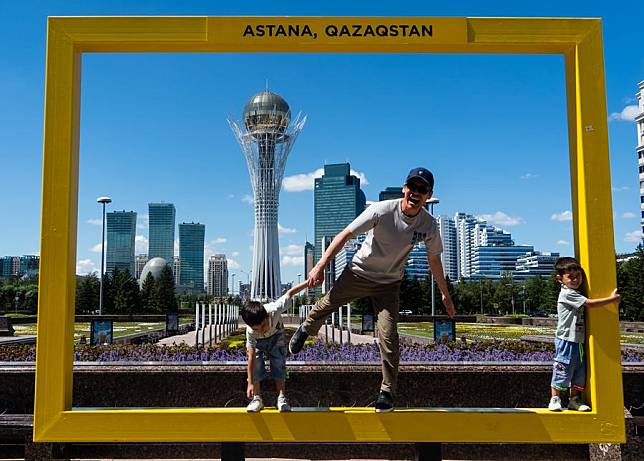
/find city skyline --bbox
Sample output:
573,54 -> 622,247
1,2 -> 643,288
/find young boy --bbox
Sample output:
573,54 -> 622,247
548,257 -> 620,412
241,280 -> 310,412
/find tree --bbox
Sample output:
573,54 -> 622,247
140,272 -> 158,313
524,275 -> 551,313
112,269 -> 140,316
156,265 -> 178,313
493,272 -> 517,315
75,272 -> 100,314
617,244 -> 644,321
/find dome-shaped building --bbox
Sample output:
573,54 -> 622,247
243,91 -> 291,136
139,257 -> 170,287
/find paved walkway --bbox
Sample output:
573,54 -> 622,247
157,325 -> 238,347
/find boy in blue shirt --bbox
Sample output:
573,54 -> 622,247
548,257 -> 620,411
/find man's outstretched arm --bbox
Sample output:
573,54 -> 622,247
307,228 -> 354,288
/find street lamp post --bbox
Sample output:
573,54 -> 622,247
96,196 -> 112,316
427,197 -> 440,317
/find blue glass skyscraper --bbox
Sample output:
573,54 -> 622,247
178,222 -> 205,292
106,211 -> 137,275
148,203 -> 175,266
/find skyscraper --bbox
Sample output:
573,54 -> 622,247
106,211 -> 137,275
304,241 -> 314,294
636,81 -> 644,240
208,254 -> 228,297
378,187 -> 404,201
148,203 -> 175,266
438,215 -> 459,281
229,91 -> 306,300
314,163 -> 366,271
178,222 -> 205,293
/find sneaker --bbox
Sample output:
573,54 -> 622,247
246,395 -> 264,412
548,396 -> 562,411
289,324 -> 309,355
375,390 -> 394,413
277,394 -> 291,412
568,395 -> 591,412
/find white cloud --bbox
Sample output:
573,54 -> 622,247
87,218 -> 102,226
477,211 -> 525,226
76,258 -> 97,275
624,230 -> 644,243
174,239 -> 179,253
248,245 -> 254,252
282,167 -> 369,192
520,173 -> 539,180
242,194 -> 254,205
135,235 -> 148,254
214,237 -> 227,244
551,210 -> 573,222
90,243 -> 103,253
608,105 -> 639,122
281,244 -> 303,256
278,223 -> 297,235
612,186 -> 630,192
282,255 -> 304,267
623,212 -> 636,219
227,258 -> 241,270
227,194 -> 235,199
137,213 -> 149,229
232,251 -> 240,257
557,240 -> 570,246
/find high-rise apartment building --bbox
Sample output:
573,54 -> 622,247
19,256 -> 39,277
106,211 -> 137,275
178,222 -> 205,293
636,81 -> 644,239
514,252 -> 560,279
0,256 -> 38,278
208,254 -> 228,297
438,216 -> 459,281
135,254 -> 149,280
314,163 -> 366,278
148,203 -> 175,266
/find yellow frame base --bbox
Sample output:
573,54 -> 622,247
35,16 -> 624,443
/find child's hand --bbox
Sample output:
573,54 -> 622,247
247,382 -> 256,399
611,289 -> 621,303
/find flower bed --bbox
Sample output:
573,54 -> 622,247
1,339 -> 642,363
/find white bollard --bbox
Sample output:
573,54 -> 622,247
195,302 -> 200,347
209,303 -> 213,347
347,303 -> 351,345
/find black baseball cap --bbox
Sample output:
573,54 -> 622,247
406,167 -> 434,190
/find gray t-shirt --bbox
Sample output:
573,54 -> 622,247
245,294 -> 292,349
346,199 -> 443,284
555,286 -> 588,343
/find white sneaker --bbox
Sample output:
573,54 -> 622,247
277,394 -> 291,412
568,395 -> 591,412
246,395 -> 263,412
548,396 -> 562,411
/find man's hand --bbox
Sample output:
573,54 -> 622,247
442,294 -> 456,319
307,265 -> 325,288
247,382 -> 256,399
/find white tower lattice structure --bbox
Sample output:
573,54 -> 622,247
229,91 -> 306,300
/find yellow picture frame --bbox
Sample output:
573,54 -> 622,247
34,16 -> 624,443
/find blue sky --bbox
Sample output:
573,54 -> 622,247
1,1 -> 643,288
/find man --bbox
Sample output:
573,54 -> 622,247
289,167 -> 456,412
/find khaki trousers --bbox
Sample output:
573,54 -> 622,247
302,268 -> 401,394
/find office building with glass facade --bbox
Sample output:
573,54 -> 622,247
514,251 -> 560,280
178,222 -> 205,293
148,202 -> 175,266
208,254 -> 228,297
106,211 -> 137,275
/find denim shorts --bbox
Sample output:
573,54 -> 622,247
551,337 -> 586,391
252,330 -> 287,383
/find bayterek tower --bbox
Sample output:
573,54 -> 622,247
229,91 -> 306,300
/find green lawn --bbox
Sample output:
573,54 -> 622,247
398,322 -> 644,345
12,318 -> 193,342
